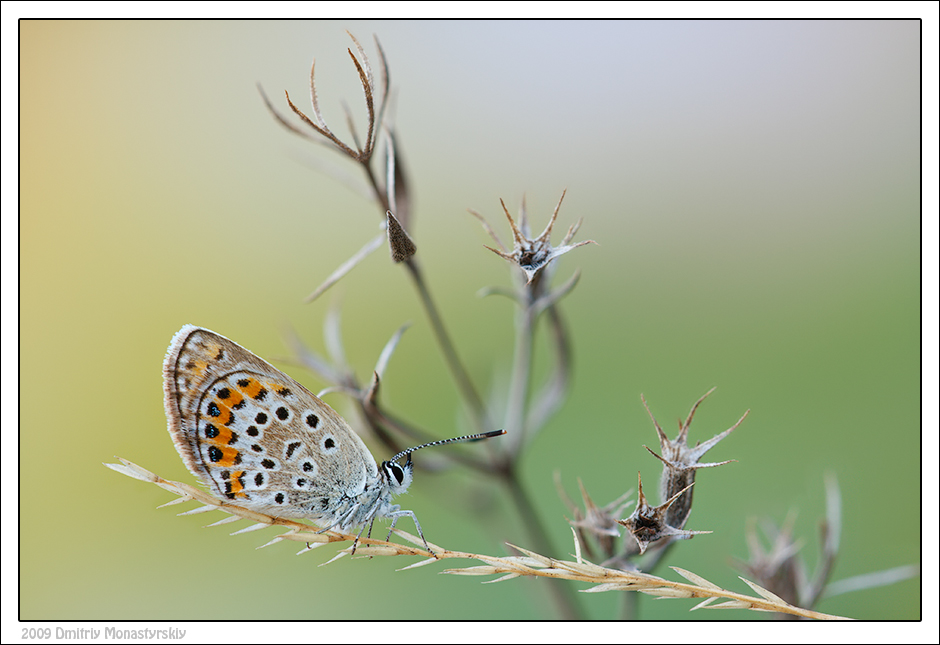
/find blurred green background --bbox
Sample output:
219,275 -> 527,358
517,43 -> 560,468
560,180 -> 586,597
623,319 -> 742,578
19,20 -> 920,620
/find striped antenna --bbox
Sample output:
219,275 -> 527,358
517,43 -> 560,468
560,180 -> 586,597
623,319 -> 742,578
389,429 -> 505,463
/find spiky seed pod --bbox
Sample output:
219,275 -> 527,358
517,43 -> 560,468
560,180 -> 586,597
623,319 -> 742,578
617,473 -> 712,555
564,478 -> 634,558
737,515 -> 805,609
641,388 -> 748,530
473,190 -> 595,285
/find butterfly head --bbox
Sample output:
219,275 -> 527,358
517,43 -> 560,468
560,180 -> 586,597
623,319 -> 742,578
380,453 -> 414,495
380,429 -> 506,495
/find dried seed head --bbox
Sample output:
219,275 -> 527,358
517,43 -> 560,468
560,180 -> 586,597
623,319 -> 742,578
734,475 -> 852,612
259,32 -> 390,166
564,478 -> 634,558
642,389 -> 747,529
475,190 -> 595,284
735,515 -> 805,609
617,472 -> 711,555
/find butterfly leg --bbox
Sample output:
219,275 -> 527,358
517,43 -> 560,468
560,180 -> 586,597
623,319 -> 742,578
350,523 -> 369,555
349,517 -> 381,556
386,509 -> 432,555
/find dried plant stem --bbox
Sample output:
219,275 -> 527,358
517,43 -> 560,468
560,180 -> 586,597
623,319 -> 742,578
402,257 -> 491,436
621,587 -> 639,620
500,468 -> 583,620
528,303 -> 572,431
361,401 -> 497,472
330,112 -> 489,437
504,294 -> 536,457
494,272 -> 586,618
405,264 -> 582,618
106,458 -> 848,620
361,157 -> 391,214
502,278 -> 571,456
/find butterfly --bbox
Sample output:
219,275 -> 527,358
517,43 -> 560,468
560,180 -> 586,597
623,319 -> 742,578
163,324 -> 503,552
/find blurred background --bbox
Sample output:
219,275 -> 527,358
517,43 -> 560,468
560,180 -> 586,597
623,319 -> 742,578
17,20 -> 921,620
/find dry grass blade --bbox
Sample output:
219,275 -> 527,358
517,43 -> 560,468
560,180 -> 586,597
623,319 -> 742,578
708,600 -> 753,610
397,557 -> 439,572
443,566 -> 503,577
739,576 -> 790,605
176,504 -> 216,516
640,587 -> 695,598
230,522 -> 270,536
276,531 -> 332,544
690,596 -> 719,610
671,566 -> 722,591
570,527 -> 583,563
482,573 -> 522,584
205,515 -> 242,528
582,582 -> 642,593
107,458 -> 852,620
104,458 -> 157,482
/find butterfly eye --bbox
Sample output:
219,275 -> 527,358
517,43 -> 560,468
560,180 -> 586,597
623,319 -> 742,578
387,462 -> 405,486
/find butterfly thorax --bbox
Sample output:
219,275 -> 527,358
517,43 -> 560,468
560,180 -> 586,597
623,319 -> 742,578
316,457 -> 414,530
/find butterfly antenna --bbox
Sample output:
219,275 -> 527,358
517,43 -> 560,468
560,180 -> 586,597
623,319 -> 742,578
390,429 -> 505,463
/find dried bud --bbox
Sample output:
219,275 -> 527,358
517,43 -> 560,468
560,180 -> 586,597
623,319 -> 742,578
473,190 -> 595,284
734,475 -> 857,613
564,478 -> 634,558
617,472 -> 711,555
736,515 -> 805,609
386,211 -> 416,263
642,388 -> 748,530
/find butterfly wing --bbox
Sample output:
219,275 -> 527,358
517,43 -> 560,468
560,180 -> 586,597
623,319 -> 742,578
163,325 -> 379,522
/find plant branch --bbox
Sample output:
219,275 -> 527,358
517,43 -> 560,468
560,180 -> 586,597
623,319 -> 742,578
402,257 -> 491,436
